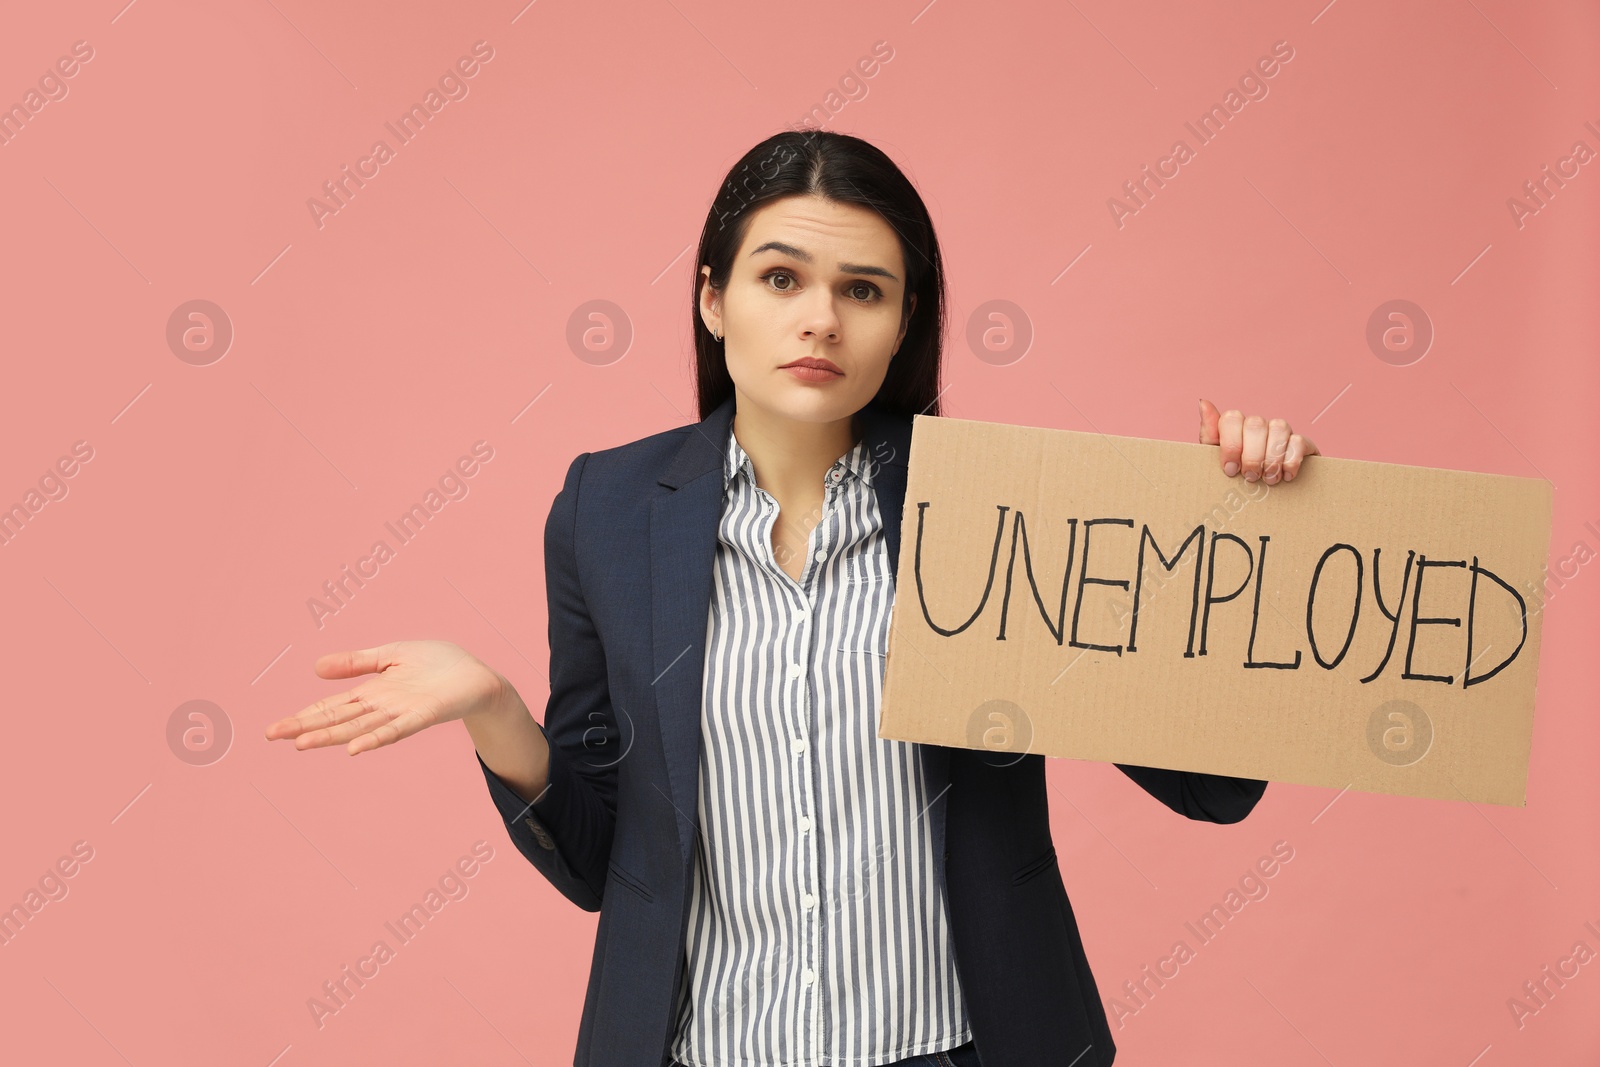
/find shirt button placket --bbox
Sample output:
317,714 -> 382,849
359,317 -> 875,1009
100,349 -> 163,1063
801,505 -> 830,1059
792,590 -> 817,1057
805,480 -> 840,1057
795,468 -> 841,1056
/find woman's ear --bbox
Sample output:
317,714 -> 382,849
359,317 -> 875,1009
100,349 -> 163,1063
699,265 -> 720,336
892,291 -> 918,357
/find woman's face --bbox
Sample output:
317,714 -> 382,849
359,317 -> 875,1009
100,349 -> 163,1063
700,194 -> 916,427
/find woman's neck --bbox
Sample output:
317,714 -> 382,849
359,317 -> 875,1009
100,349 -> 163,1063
730,396 -> 861,501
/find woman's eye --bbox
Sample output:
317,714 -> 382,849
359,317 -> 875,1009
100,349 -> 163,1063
763,271 -> 880,302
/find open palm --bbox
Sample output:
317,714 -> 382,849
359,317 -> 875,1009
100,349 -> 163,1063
265,639 -> 507,756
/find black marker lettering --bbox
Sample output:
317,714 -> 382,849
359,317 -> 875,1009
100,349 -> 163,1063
1070,518 -> 1135,655
1306,543 -> 1363,670
1244,535 -> 1302,669
1128,524 -> 1206,654
1402,555 -> 1465,684
1360,547 -> 1415,684
1195,532 -> 1253,657
1463,555 -> 1529,687
997,511 -> 1078,644
913,503 -> 1008,637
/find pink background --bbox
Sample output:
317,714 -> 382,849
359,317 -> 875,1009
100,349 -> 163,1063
2,1 -> 1597,1064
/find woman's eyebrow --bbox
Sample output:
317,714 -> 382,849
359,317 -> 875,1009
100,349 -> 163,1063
748,240 -> 900,282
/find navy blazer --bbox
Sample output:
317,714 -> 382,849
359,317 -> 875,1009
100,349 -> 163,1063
477,392 -> 1269,1067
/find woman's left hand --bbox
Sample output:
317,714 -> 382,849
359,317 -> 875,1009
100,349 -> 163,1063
1199,398 -> 1320,484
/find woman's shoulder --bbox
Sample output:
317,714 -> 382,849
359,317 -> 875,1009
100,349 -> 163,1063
570,419 -> 704,490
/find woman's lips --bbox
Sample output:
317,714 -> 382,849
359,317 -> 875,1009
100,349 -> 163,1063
783,364 -> 843,382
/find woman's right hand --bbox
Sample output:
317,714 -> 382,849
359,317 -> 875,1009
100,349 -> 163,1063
266,639 -> 508,756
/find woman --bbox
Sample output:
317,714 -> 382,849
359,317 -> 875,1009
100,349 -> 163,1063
267,130 -> 1320,1067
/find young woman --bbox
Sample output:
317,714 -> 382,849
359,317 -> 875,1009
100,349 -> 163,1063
267,130 -> 1320,1067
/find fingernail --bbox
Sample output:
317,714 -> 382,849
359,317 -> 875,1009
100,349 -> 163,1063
1224,461 -> 1239,476
1285,469 -> 1295,481
1244,470 -> 1258,482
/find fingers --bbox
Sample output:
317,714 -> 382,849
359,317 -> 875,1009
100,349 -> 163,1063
1217,409 -> 1244,475
1238,414 -> 1269,480
1211,406 -> 1317,481
268,687 -> 439,755
1283,432 -> 1318,481
314,643 -> 395,680
1198,398 -> 1221,445
264,647 -> 390,739
344,707 -> 431,756
316,701 -> 407,754
1261,419 -> 1291,484
264,690 -> 369,742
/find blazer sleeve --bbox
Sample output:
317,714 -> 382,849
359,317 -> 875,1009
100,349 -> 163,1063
477,450 -> 618,912
1113,763 -> 1268,824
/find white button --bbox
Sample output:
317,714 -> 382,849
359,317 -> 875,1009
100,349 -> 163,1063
802,893 -> 816,908
802,969 -> 815,985
791,737 -> 806,754
787,662 -> 803,680
799,815 -> 811,832
814,550 -> 827,562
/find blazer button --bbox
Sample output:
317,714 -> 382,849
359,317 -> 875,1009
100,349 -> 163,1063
524,818 -> 556,850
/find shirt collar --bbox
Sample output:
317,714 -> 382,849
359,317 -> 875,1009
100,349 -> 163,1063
723,425 -> 874,491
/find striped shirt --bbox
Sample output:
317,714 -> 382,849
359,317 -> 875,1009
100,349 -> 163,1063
667,426 -> 971,1067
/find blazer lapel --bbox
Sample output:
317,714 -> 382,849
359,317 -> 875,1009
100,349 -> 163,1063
649,395 -> 951,873
859,402 -> 955,872
650,395 -> 735,869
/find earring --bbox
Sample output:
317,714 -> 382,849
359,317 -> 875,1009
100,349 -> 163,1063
713,327 -> 722,341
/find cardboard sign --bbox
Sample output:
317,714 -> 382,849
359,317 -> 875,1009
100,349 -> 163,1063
877,415 -> 1553,806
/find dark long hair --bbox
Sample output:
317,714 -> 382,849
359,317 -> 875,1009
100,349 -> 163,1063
691,129 -> 946,421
